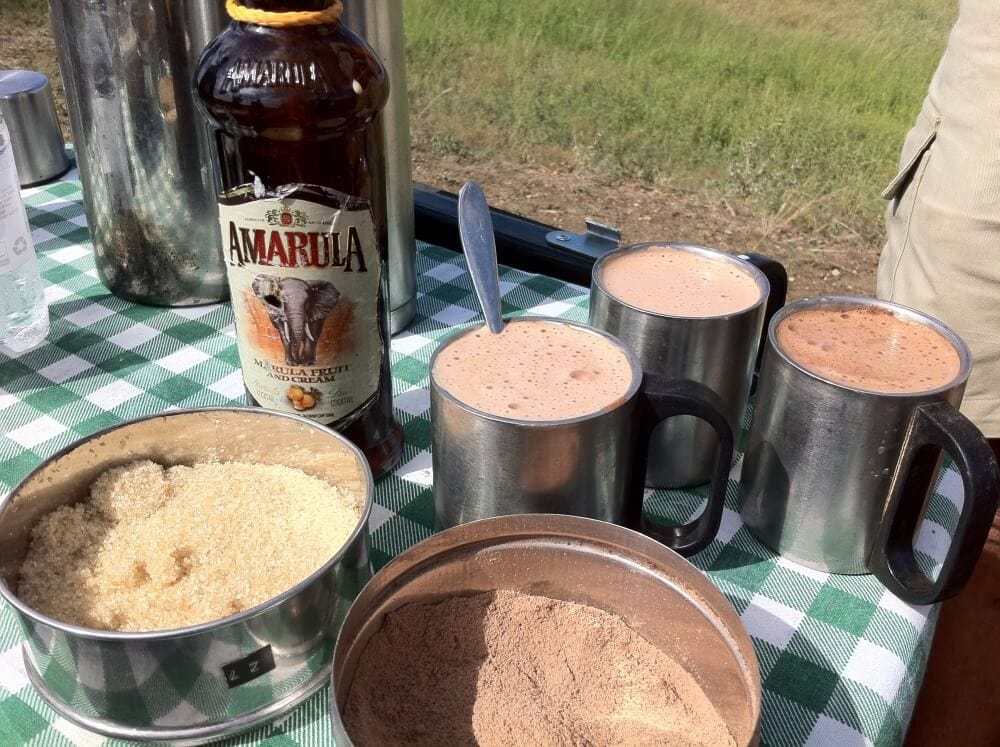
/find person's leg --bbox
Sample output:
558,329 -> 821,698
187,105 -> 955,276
882,4 -> 1000,742
904,440 -> 1000,745
876,0 -> 1000,439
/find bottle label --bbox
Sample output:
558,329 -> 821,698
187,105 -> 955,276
0,115 -> 35,278
218,184 -> 382,425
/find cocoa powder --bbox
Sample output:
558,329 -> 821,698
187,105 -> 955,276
343,590 -> 736,746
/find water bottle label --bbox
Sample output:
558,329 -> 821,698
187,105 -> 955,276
0,116 -> 35,278
218,183 -> 382,427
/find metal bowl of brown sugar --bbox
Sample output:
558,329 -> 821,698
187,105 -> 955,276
0,408 -> 375,744
330,514 -> 761,746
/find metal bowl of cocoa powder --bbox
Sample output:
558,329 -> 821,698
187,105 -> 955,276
330,514 -> 761,746
0,407 -> 375,744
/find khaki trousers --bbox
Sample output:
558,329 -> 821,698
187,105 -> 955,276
877,0 -> 1000,438
882,2 -> 1000,742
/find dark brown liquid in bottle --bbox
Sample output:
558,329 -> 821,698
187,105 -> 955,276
195,0 -> 402,477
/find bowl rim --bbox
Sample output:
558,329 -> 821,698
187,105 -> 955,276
0,406 -> 375,642
765,295 -> 972,398
428,315 -> 645,427
590,241 -> 771,321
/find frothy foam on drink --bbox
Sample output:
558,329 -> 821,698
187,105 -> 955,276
776,305 -> 962,393
432,319 -> 635,421
599,245 -> 762,317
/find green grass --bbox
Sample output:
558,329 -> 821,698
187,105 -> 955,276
404,0 -> 955,238
0,0 -> 954,239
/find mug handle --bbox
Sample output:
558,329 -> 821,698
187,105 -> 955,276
624,373 -> 735,556
870,401 -> 1000,605
739,253 -> 788,376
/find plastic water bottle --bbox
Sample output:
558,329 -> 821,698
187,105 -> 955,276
0,113 -> 48,354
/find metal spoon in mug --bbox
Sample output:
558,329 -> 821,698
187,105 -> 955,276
458,181 -> 504,333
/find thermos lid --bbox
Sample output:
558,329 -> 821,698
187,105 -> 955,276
0,70 -> 70,187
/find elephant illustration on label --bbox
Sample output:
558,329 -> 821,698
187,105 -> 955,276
251,275 -> 342,366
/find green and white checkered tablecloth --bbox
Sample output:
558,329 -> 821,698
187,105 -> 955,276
0,166 -> 958,746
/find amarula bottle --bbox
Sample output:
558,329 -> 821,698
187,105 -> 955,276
194,0 -> 402,477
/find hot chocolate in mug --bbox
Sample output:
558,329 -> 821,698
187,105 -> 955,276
589,243 -> 786,489
740,297 -> 999,604
430,316 -> 736,556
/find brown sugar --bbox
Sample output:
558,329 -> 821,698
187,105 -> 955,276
17,460 -> 364,632
343,590 -> 736,747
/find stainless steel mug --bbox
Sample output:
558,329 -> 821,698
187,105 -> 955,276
0,71 -> 70,186
590,243 -> 785,488
740,297 -> 999,604
430,317 -> 735,556
49,0 -> 229,306
341,0 -> 417,335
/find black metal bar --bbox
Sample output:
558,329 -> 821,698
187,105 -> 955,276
414,184 -> 597,287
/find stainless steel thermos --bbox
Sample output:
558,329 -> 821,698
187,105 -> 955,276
49,0 -> 230,306
341,0 -> 417,334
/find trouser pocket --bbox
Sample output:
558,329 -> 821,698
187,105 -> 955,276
878,111 -> 940,299
882,119 -> 939,204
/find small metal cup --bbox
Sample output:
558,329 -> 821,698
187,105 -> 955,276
0,71 -> 70,187
740,297 -> 1000,604
0,408 -> 374,743
590,243 -> 785,488
430,317 -> 735,556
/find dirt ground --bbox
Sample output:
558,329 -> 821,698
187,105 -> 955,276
417,150 -> 880,300
0,6 -> 879,300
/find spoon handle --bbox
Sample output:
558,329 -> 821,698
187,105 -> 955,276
458,181 -> 505,334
